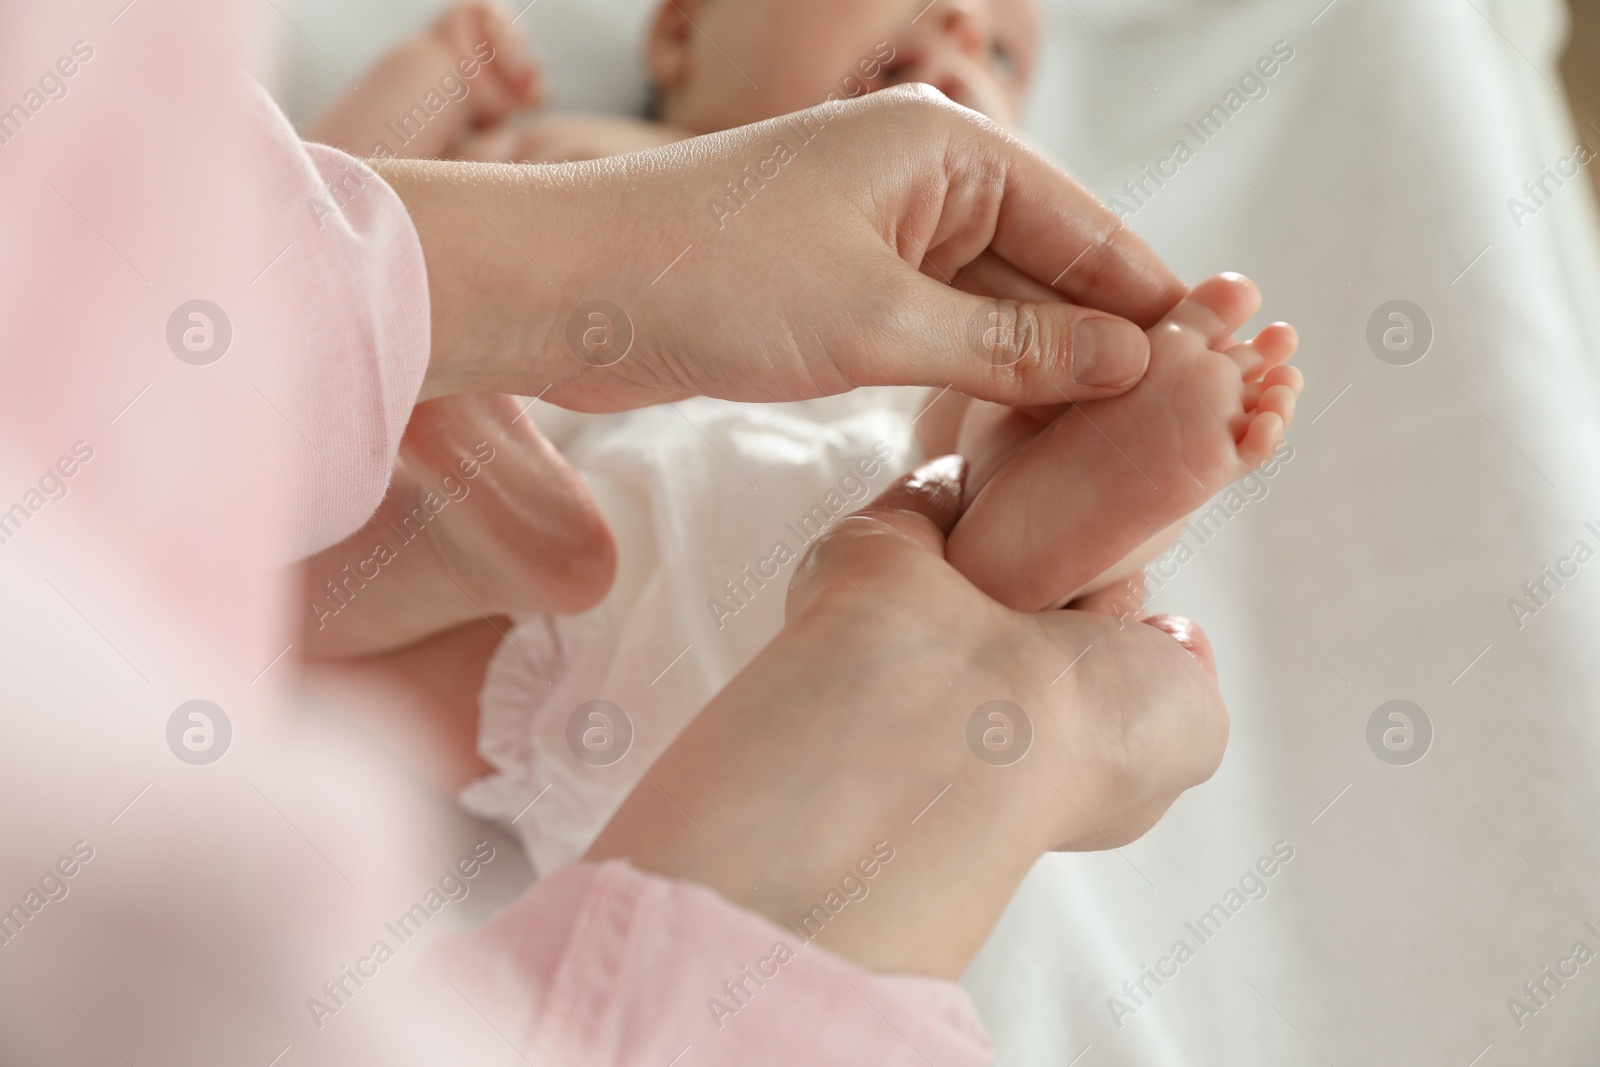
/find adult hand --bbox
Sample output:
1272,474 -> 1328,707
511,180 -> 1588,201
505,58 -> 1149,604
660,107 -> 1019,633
587,455 -> 1228,978
375,86 -> 1186,410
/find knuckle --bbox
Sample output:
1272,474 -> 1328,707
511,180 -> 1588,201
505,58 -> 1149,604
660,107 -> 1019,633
792,515 -> 895,586
864,83 -> 966,128
1061,220 -> 1129,301
970,300 -> 1044,374
880,82 -> 950,109
791,515 -> 936,612
995,304 -> 1071,395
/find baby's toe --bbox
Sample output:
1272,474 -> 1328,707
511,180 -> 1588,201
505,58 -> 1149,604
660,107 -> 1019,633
1240,410 -> 1286,462
1261,363 -> 1304,394
1256,382 -> 1299,427
1158,273 -> 1262,350
1248,323 -> 1299,379
1242,364 -> 1303,409
1225,323 -> 1298,381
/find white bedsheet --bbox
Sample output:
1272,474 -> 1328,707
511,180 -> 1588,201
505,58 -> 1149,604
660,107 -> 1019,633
279,0 -> 1600,1061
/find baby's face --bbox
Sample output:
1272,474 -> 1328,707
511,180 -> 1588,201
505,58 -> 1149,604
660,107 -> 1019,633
650,0 -> 1040,134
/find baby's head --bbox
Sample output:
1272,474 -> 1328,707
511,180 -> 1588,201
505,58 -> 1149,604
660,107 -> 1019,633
646,0 -> 1040,133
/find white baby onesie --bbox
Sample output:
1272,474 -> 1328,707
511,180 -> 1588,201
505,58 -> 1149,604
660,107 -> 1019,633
459,390 -> 923,876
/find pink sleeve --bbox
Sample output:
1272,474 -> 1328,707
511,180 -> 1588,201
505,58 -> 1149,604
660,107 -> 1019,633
433,860 -> 995,1066
245,82 -> 431,557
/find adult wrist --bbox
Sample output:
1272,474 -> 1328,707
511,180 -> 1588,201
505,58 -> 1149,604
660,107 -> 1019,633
371,157 -> 627,402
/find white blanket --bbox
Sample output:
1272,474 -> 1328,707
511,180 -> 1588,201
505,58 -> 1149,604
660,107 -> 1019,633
971,1 -> 1600,1063
281,0 -> 1600,1061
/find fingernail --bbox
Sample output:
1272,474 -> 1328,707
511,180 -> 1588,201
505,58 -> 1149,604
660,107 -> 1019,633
1072,318 -> 1148,388
910,452 -> 967,490
903,453 -> 967,505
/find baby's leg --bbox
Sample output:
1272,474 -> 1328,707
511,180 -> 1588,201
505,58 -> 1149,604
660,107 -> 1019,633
946,274 -> 1303,612
300,394 -> 614,657
303,618 -> 504,791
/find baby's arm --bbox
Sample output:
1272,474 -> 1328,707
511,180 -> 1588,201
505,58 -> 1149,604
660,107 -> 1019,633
308,2 -> 541,160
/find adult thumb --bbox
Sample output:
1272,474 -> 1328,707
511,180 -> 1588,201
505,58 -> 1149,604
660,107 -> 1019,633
784,454 -> 967,624
858,275 -> 1153,407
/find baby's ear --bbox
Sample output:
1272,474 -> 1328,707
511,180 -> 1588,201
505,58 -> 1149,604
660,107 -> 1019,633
644,0 -> 702,91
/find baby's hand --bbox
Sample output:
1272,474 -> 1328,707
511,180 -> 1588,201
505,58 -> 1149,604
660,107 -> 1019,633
425,2 -> 543,134
309,1 -> 542,160
946,273 -> 1304,612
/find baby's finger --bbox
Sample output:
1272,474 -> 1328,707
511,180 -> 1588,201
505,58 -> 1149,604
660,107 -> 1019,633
442,5 -> 538,124
479,6 -> 543,108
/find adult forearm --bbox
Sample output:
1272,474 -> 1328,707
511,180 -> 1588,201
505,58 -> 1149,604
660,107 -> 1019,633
371,157 -> 588,402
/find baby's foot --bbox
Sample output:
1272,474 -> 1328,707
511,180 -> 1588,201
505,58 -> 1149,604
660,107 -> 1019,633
300,394 -> 615,657
946,273 -> 1304,612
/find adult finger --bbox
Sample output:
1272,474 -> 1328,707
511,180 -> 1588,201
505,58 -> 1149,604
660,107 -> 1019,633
849,91 -> 1187,405
1069,573 -> 1148,617
944,103 -> 1187,328
947,248 -> 1063,302
860,276 -> 1155,404
862,453 -> 968,539
785,455 -> 966,623
944,253 -> 1101,421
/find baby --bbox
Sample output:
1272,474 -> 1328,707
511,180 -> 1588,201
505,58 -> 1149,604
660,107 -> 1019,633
300,0 -> 1304,658
311,0 -> 1038,164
